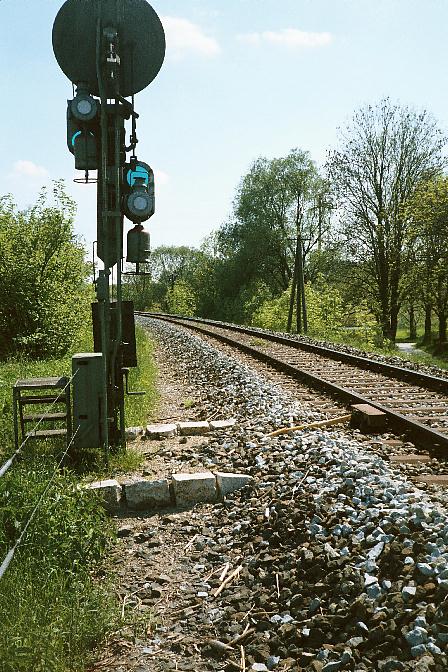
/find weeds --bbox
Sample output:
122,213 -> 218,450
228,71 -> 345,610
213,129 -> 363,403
0,323 -> 158,671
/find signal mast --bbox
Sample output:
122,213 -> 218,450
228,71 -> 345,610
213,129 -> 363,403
52,0 -> 165,460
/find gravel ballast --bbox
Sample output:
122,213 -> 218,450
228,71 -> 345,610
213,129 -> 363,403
125,317 -> 448,671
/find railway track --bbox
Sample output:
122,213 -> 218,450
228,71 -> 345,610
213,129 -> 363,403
138,312 -> 448,452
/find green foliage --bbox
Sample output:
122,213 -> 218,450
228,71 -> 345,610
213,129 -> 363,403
123,245 -> 206,312
252,279 -> 380,349
0,461 -> 116,672
0,325 -> 158,670
251,289 -> 290,332
124,325 -> 158,428
166,279 -> 197,316
220,149 -> 329,298
406,176 -> 448,342
0,183 -> 91,359
327,98 -> 445,341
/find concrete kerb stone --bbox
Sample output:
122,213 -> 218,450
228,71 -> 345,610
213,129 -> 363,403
215,471 -> 253,498
125,426 -> 144,440
85,479 -> 122,512
145,423 -> 178,439
209,419 -> 236,431
177,421 -> 210,436
172,472 -> 217,506
84,469 -> 252,513
140,419 -> 237,440
123,478 -> 172,510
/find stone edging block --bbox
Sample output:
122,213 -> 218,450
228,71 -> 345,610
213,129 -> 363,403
216,472 -> 253,497
146,423 -> 178,439
172,472 -> 217,506
85,479 -> 122,512
140,419 -> 236,440
85,470 -> 252,514
124,478 -> 171,510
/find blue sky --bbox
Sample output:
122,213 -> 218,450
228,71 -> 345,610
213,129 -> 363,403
1,0 -> 448,252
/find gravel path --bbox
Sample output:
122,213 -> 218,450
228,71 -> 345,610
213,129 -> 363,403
94,318 -> 448,672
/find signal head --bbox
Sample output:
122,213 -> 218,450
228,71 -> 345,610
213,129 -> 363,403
70,92 -> 98,122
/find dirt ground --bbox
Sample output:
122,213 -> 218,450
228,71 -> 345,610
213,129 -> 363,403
91,336 -> 235,672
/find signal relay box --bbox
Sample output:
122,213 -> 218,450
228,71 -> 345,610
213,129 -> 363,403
72,353 -> 104,449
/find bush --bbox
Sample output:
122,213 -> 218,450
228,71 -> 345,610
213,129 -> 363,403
166,279 -> 197,316
251,279 -> 380,349
0,183 -> 91,360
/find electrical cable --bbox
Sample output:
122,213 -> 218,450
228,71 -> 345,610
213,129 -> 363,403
0,425 -> 80,580
0,371 -> 78,479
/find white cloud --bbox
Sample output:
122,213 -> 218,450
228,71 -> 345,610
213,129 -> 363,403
154,169 -> 169,187
161,15 -> 221,59
238,29 -> 332,49
11,160 -> 49,179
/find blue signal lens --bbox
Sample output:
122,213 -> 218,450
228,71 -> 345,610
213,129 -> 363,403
71,130 -> 82,147
71,130 -> 95,147
127,164 -> 149,187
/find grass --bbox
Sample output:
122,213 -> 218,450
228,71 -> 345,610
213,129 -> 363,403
0,322 -> 158,671
315,328 -> 448,371
248,337 -> 267,347
394,327 -> 422,343
125,325 -> 158,428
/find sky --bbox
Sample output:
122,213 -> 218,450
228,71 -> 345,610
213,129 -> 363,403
1,0 -> 448,255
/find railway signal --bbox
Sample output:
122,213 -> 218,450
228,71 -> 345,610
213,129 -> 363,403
52,0 -> 165,460
123,161 -> 155,222
67,87 -> 100,171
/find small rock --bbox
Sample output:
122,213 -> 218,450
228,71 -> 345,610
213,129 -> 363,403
410,644 -> 427,658
117,525 -> 133,538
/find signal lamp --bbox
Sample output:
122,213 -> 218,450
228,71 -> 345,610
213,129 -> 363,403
70,92 -> 98,122
124,177 -> 154,221
122,161 -> 155,222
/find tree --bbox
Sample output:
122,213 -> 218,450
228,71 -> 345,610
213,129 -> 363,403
166,279 -> 197,316
123,245 -> 206,312
407,177 -> 448,344
218,149 -> 331,327
327,98 -> 445,341
0,182 -> 91,359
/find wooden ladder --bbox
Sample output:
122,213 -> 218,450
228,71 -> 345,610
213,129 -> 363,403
13,377 -> 72,449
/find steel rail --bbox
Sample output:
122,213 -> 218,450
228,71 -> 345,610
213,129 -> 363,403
138,312 -> 448,394
139,312 -> 448,452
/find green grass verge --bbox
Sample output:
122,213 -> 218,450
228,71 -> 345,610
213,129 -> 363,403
0,322 -> 158,671
0,464 -> 116,672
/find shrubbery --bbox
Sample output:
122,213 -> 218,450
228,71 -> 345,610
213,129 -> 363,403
0,182 -> 91,359
251,279 -> 381,349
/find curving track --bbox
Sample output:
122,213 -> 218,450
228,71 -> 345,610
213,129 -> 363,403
138,312 -> 448,452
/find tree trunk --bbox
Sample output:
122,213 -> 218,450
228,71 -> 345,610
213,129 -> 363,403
409,305 -> 417,340
387,308 -> 399,343
439,313 -> 447,343
423,305 -> 432,344
300,256 -> 308,334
